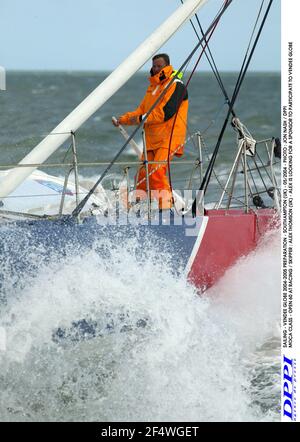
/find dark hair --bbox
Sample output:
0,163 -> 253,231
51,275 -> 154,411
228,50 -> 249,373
152,53 -> 170,66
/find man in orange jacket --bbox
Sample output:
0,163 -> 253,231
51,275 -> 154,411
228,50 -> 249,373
113,54 -> 188,210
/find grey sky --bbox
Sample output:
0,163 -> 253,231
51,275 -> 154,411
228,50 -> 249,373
0,0 -> 280,71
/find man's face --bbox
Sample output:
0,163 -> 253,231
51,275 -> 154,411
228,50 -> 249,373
151,57 -> 167,76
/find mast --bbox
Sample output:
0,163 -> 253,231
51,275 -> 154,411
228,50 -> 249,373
0,0 -> 208,200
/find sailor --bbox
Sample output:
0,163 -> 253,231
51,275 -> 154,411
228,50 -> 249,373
112,54 -> 188,210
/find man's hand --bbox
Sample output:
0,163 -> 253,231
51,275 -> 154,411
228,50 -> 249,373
112,115 -> 138,126
112,117 -> 120,127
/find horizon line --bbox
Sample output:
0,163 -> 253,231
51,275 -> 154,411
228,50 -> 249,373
4,68 -> 281,74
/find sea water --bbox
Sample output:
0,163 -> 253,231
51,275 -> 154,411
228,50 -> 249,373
0,71 -> 281,421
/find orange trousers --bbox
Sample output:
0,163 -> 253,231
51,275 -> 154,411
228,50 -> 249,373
135,148 -> 174,209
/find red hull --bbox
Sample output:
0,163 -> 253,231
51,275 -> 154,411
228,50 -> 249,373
188,208 -> 279,292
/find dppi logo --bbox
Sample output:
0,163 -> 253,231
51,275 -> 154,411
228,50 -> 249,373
283,355 -> 295,420
0,66 -> 6,90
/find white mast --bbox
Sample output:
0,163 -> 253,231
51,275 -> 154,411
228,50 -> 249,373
0,0 -> 208,200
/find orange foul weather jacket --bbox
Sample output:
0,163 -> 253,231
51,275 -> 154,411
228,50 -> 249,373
119,65 -> 189,209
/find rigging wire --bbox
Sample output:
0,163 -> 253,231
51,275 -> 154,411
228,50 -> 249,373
191,0 -> 274,216
180,0 -> 234,113
175,0 -> 234,156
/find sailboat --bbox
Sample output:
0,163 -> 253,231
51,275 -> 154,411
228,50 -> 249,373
0,0 -> 280,298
